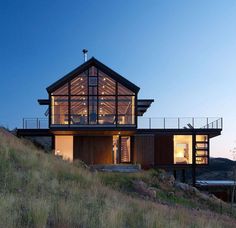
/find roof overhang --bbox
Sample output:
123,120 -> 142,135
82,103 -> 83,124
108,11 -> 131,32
38,99 -> 50,105
137,99 -> 154,116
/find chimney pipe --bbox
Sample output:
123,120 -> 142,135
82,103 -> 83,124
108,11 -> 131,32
82,49 -> 88,62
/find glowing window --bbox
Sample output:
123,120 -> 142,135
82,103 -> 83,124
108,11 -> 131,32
174,135 -> 192,164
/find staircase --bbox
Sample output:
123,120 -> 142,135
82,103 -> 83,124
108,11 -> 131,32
90,164 -> 141,173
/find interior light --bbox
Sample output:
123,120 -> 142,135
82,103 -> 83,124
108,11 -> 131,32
102,92 -> 104,95
103,78 -> 106,81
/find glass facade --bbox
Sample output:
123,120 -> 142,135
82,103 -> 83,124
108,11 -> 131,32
50,66 -> 136,126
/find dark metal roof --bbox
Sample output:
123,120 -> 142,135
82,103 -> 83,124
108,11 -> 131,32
137,99 -> 154,116
47,57 -> 140,93
38,99 -> 50,105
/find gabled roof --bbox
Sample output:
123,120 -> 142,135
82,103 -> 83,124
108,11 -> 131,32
47,57 -> 140,93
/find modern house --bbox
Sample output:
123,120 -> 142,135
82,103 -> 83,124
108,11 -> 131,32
17,56 -> 223,184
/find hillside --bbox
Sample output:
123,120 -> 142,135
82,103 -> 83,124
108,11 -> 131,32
0,128 -> 236,227
196,158 -> 236,180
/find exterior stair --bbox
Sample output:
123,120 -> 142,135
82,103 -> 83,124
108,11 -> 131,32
90,164 -> 141,173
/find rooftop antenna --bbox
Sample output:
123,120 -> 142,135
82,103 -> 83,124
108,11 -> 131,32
82,49 -> 88,62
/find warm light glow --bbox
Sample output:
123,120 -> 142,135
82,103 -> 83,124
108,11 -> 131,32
55,136 -> 73,161
174,135 -> 192,164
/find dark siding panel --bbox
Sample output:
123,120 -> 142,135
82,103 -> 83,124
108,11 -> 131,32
134,134 -> 154,168
154,135 -> 173,165
74,136 -> 113,164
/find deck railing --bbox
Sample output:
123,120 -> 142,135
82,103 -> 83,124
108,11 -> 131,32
22,117 -> 223,130
22,118 -> 48,129
137,117 -> 223,129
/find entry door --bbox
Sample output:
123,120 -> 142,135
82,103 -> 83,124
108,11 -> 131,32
113,136 -> 131,164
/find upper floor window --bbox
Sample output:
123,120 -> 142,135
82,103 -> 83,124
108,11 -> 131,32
50,66 -> 136,126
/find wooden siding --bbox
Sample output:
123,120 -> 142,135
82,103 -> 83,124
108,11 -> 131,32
133,134 -> 155,168
73,136 -> 113,164
154,134 -> 174,165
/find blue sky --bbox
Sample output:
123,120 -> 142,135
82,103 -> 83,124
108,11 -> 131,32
1,0 -> 236,159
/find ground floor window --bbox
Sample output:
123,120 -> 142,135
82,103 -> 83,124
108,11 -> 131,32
195,135 -> 208,164
55,136 -> 73,161
174,135 -> 193,164
174,135 -> 209,165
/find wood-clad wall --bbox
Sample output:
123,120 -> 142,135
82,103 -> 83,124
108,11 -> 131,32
154,134 -> 173,165
133,134 -> 174,167
73,136 -> 113,165
133,134 -> 155,168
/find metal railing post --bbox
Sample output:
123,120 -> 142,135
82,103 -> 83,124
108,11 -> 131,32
149,118 -> 151,129
207,118 -> 209,129
178,118 -> 180,129
23,118 -> 24,129
192,118 -> 194,128
221,118 -> 223,129
164,118 -> 166,129
36,118 -> 39,129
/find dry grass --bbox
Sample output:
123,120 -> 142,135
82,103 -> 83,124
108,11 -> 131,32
0,129 -> 235,227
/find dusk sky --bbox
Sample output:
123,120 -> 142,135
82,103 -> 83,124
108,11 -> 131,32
1,1 -> 236,159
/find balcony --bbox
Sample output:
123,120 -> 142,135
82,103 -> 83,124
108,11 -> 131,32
21,117 -> 223,130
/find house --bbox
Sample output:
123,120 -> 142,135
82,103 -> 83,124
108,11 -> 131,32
17,56 -> 222,184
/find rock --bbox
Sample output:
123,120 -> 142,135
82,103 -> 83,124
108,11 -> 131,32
175,182 -> 190,191
166,175 -> 175,186
132,180 -> 157,199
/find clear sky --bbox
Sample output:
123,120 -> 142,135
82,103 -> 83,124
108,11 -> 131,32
1,0 -> 236,159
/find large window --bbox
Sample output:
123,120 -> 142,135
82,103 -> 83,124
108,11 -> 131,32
118,96 -> 135,125
55,136 -> 73,161
51,96 -> 69,125
50,66 -> 136,126
174,135 -> 209,165
70,96 -> 88,125
174,135 -> 192,164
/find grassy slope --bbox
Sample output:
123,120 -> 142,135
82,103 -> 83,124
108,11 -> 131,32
0,129 -> 236,228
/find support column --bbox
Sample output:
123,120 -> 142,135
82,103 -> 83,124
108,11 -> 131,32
192,134 -> 196,186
